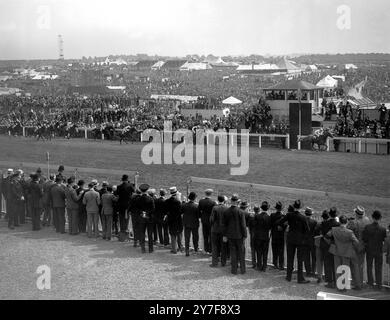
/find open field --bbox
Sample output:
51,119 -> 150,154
0,135 -> 389,222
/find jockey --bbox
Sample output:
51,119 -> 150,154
314,127 -> 324,138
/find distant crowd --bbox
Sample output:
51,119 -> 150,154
1,166 -> 389,292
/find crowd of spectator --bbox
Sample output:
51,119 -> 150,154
1,166 -> 389,292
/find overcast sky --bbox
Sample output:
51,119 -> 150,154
0,0 -> 389,60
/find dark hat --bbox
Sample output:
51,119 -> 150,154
36,167 -> 42,173
261,201 -> 270,211
102,181 -> 109,187
253,205 -> 260,212
274,201 -> 283,210
240,201 -> 249,209
159,189 -> 167,196
372,210 -> 382,220
293,200 -> 302,209
188,191 -> 197,201
231,194 -> 239,202
58,165 -> 64,172
304,207 -> 313,216
321,210 -> 329,219
121,174 -> 129,181
139,183 -> 150,192
287,205 -> 295,213
55,176 -> 62,183
329,207 -> 338,217
217,195 -> 225,203
88,182 -> 94,188
77,179 -> 85,186
31,173 -> 39,181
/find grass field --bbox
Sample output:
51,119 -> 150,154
0,135 -> 389,222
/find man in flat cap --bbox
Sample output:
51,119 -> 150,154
278,200 -> 310,283
137,183 -> 155,253
222,194 -> 247,275
199,189 -> 216,254
270,201 -> 286,270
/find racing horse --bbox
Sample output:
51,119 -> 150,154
7,122 -> 23,137
65,124 -> 79,139
119,126 -> 141,144
298,129 -> 334,151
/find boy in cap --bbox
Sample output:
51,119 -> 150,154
270,201 -> 286,270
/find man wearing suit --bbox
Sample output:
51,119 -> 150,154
65,178 -> 84,235
198,189 -> 216,254
320,207 -> 340,288
50,177 -> 66,233
2,169 -> 14,228
182,192 -> 200,257
115,174 -> 135,234
83,182 -> 101,238
326,215 -> 360,291
29,173 -> 43,231
42,174 -> 55,227
101,185 -> 118,240
222,194 -> 247,275
76,180 -> 87,233
137,184 -> 155,253
252,202 -> 272,272
241,201 -> 255,268
129,190 -> 141,246
362,210 -> 387,290
278,200 -> 310,283
9,170 -> 26,228
270,201 -> 286,270
165,187 -> 183,254
154,189 -> 169,246
210,195 -> 228,267
303,207 -> 318,277
347,205 -> 370,290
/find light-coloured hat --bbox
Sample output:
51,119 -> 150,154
169,186 -> 177,195
7,168 -> 13,173
354,206 -> 365,216
205,189 -> 213,195
91,179 -> 99,186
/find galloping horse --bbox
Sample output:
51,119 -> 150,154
7,123 -> 23,137
119,126 -> 140,144
298,129 -> 334,151
65,124 -> 79,139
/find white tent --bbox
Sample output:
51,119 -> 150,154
222,96 -> 242,105
316,75 -> 338,88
